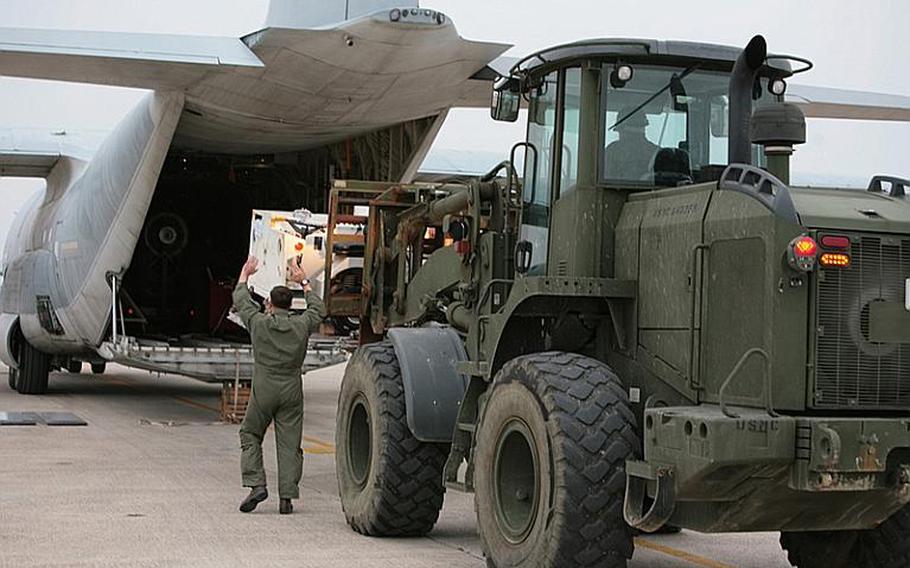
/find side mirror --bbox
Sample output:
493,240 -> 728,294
515,240 -> 533,275
491,88 -> 520,123
710,96 -> 728,137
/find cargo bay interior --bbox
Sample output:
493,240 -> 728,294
118,115 -> 440,344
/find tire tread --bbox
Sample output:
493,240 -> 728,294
341,342 -> 447,537
479,351 -> 640,568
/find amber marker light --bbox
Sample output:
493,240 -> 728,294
819,253 -> 851,268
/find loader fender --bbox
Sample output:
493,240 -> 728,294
387,326 -> 468,443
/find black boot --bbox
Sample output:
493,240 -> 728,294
239,486 -> 268,513
279,498 -> 293,515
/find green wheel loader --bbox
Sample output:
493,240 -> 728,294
335,34 -> 910,568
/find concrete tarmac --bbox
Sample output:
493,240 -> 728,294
0,364 -> 795,568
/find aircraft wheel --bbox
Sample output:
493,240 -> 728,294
90,362 -> 107,374
474,352 -> 639,568
15,340 -> 50,395
781,505 -> 910,568
67,360 -> 83,373
336,341 -> 448,536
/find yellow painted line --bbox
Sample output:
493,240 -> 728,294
172,395 -> 220,413
635,538 -> 736,568
304,435 -> 335,449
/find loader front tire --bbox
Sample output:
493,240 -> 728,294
474,352 -> 640,568
336,341 -> 448,536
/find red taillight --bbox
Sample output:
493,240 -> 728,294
294,242 -> 304,252
793,236 -> 818,257
788,236 -> 818,272
821,235 -> 850,250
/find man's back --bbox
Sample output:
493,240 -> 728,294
248,309 -> 317,377
232,282 -> 326,378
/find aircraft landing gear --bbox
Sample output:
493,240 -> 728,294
15,340 -> 50,395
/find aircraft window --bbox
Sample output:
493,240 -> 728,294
601,65 -> 769,188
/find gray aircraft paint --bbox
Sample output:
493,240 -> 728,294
0,92 -> 183,357
266,0 -> 418,29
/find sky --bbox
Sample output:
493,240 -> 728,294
0,0 -> 907,239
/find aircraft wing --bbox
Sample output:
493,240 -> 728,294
0,128 -> 102,177
787,85 -> 910,122
0,27 -> 263,90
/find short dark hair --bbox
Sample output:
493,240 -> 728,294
269,286 -> 293,309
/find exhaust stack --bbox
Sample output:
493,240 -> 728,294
728,35 -> 767,165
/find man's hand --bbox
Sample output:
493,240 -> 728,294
239,255 -> 259,283
288,256 -> 311,292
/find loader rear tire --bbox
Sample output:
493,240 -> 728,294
474,352 -> 640,568
781,505 -> 910,568
15,340 -> 50,395
336,341 -> 448,536
67,360 -> 82,373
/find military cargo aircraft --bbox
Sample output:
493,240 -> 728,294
0,0 -> 509,392
0,0 -> 907,394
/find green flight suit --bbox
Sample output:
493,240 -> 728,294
232,282 -> 326,499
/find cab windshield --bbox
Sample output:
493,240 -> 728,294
601,64 -> 768,187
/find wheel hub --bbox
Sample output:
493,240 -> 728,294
347,396 -> 372,488
493,418 -> 540,544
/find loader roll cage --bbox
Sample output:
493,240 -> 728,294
497,39 -> 794,202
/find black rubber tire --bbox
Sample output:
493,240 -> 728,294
336,341 -> 448,536
90,362 -> 106,374
474,351 -> 640,568
780,531 -> 858,568
15,340 -> 50,395
7,368 -> 17,390
67,360 -> 82,374
781,505 -> 910,568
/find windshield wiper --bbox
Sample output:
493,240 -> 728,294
609,63 -> 701,131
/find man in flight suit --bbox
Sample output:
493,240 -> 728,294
233,255 -> 325,515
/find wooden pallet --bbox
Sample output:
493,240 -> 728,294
221,380 -> 252,423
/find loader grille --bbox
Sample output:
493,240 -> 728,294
814,233 -> 910,408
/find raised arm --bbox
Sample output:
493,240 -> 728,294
289,256 -> 326,333
232,255 -> 262,328
301,289 -> 327,333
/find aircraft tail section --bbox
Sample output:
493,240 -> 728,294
265,0 -> 418,29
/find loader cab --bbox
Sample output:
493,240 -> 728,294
493,40 -> 778,273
